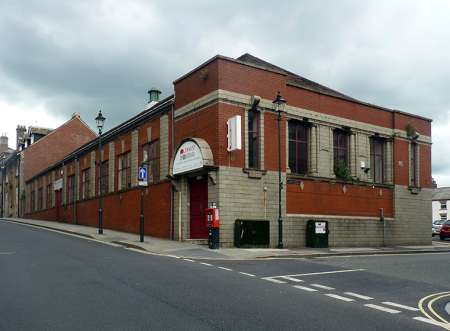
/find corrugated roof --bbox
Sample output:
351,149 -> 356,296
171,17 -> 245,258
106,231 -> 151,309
432,187 -> 450,201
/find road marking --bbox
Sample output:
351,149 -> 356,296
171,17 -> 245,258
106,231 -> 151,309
200,262 -> 213,266
325,294 -> 354,302
311,284 -> 335,290
413,317 -> 448,328
293,285 -> 318,292
428,294 -> 450,324
344,292 -> 373,300
279,276 -> 303,283
217,267 -> 232,271
183,258 -> 195,262
0,252 -> 15,255
262,277 -> 286,284
364,304 -> 401,314
418,291 -> 450,327
239,272 -> 256,277
381,302 -> 419,312
271,268 -> 366,279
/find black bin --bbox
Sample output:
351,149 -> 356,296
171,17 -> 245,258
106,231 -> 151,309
306,220 -> 329,248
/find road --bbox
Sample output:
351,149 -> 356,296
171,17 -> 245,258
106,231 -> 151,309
1,220 -> 449,331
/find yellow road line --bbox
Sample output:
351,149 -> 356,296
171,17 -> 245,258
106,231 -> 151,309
418,292 -> 450,330
428,294 -> 450,325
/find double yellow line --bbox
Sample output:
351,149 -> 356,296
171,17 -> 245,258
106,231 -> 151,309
418,291 -> 450,329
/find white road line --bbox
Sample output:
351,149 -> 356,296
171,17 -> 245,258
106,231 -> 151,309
239,272 -> 256,277
382,302 -> 419,312
325,294 -> 354,302
413,317 -> 448,328
200,262 -> 213,266
364,304 -> 401,314
262,277 -> 286,284
217,267 -> 232,271
311,284 -> 335,290
344,292 -> 373,300
279,276 -> 303,283
273,268 -> 366,279
293,285 -> 318,292
183,258 -> 195,262
0,252 -> 15,255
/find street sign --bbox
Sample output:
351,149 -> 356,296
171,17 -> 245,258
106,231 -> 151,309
138,165 -> 148,187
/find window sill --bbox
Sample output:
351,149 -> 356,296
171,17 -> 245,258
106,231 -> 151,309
287,173 -> 394,189
243,168 -> 266,179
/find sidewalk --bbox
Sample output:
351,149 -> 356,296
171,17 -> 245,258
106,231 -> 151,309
3,217 -> 450,260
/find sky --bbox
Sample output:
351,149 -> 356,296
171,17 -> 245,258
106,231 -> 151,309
0,0 -> 449,185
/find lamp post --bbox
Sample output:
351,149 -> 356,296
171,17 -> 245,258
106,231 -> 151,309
95,110 -> 106,234
273,91 -> 286,249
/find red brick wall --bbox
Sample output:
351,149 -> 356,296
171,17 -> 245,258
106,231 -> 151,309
394,112 -> 431,137
24,117 -> 96,181
287,180 -> 393,217
420,144 -> 432,188
394,139 -> 410,186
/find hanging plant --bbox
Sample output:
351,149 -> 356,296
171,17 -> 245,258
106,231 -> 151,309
405,123 -> 417,138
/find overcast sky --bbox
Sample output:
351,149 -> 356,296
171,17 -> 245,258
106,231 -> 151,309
1,0 -> 449,185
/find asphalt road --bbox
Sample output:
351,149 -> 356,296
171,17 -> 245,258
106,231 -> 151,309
1,220 -> 449,331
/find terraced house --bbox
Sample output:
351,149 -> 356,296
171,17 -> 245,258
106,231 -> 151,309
24,53 -> 433,247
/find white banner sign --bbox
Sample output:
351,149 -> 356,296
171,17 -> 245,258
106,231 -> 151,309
173,141 -> 204,175
54,178 -> 63,191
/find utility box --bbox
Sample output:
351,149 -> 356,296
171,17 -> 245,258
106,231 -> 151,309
306,220 -> 329,248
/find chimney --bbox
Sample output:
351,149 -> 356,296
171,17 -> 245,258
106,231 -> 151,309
0,133 -> 8,153
144,88 -> 162,110
16,125 -> 26,150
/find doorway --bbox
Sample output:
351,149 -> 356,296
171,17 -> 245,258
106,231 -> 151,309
189,176 -> 208,239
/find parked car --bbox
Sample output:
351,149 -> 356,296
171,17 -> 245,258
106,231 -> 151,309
433,220 -> 445,236
439,220 -> 450,240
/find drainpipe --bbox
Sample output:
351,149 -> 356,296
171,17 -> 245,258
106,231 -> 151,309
170,97 -> 175,240
390,110 -> 396,247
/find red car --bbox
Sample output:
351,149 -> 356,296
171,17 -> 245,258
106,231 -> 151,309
440,220 -> 450,240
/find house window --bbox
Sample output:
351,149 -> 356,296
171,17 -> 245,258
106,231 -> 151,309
81,169 -> 90,200
248,109 -> 260,169
99,161 -> 109,195
288,121 -> 309,174
370,138 -> 384,184
440,201 -> 447,210
37,188 -> 43,211
67,175 -> 75,204
441,214 -> 447,221
118,153 -> 131,190
142,140 -> 160,184
410,142 -> 418,187
333,129 -> 350,178
46,183 -> 52,208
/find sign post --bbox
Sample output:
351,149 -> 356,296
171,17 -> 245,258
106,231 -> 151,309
138,165 -> 148,242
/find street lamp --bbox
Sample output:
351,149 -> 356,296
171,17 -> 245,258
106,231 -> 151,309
273,91 -> 286,249
95,110 -> 106,234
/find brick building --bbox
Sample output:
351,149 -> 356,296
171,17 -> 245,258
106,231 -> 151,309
24,54 -> 433,247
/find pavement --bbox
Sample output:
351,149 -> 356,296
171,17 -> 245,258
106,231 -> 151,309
3,217 -> 450,260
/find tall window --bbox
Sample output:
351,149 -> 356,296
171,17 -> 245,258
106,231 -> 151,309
118,153 -> 131,190
248,109 -> 260,169
410,142 -> 418,187
289,121 -> 309,174
46,183 -> 52,208
99,161 -> 109,195
370,138 -> 384,184
67,175 -> 75,204
81,168 -> 90,200
30,189 -> 35,212
333,130 -> 350,178
142,140 -> 160,184
37,187 -> 43,211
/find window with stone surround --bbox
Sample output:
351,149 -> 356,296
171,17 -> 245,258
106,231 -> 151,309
99,161 -> 109,195
410,142 -> 418,187
248,109 -> 260,169
288,120 -> 309,174
370,137 -> 385,184
37,187 -> 43,211
142,140 -> 160,184
333,129 -> 350,178
81,168 -> 90,200
118,153 -> 131,190
67,175 -> 75,204
46,183 -> 52,208
30,189 -> 35,212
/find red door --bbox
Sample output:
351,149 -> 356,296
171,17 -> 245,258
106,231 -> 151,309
189,176 -> 208,239
55,190 -> 62,221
